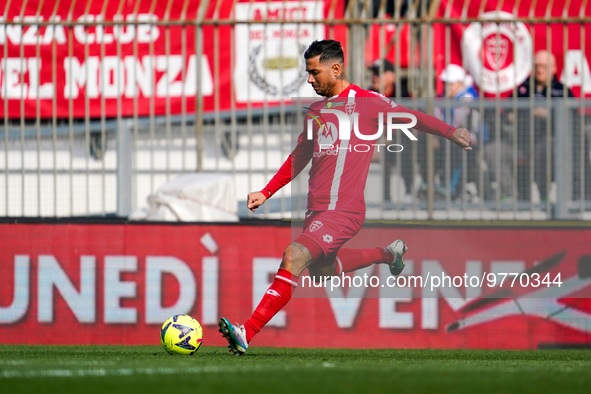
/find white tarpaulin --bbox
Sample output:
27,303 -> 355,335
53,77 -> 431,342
130,173 -> 238,222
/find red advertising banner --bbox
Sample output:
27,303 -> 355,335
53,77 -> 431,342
12,0 -> 590,118
0,0 -> 346,119
1,223 -> 590,349
435,0 -> 591,97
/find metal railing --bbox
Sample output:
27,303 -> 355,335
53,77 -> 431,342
0,0 -> 589,220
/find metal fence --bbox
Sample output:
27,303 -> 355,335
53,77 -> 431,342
1,0 -> 590,220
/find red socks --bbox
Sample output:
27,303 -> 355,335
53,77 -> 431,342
243,249 -> 390,343
244,268 -> 298,343
334,248 -> 393,275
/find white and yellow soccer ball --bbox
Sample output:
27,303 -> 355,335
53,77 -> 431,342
160,314 -> 204,355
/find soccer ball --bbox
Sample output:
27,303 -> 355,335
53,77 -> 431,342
160,314 -> 204,355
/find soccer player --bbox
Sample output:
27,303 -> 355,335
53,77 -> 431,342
219,40 -> 471,355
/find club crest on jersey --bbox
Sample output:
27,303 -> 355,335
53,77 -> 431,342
309,220 -> 323,232
345,102 -> 356,115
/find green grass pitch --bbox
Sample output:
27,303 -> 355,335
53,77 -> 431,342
0,345 -> 590,393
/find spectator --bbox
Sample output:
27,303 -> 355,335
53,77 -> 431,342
367,59 -> 413,202
437,64 -> 480,131
483,51 -> 574,201
516,50 -> 574,201
482,119 -> 518,200
368,59 -> 411,98
435,64 -> 483,198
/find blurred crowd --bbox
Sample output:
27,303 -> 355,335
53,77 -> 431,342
367,50 -> 591,204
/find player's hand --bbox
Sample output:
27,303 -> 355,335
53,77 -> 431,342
247,191 -> 267,212
451,128 -> 472,151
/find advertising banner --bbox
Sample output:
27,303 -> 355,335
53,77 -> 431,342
5,0 -> 587,118
0,0 -> 341,119
1,223 -> 590,349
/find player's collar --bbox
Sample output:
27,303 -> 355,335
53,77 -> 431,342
335,83 -> 355,97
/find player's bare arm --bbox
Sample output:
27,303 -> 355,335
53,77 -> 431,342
450,127 -> 472,151
247,191 -> 267,212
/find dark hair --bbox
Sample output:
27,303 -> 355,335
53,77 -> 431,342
369,59 -> 395,76
304,40 -> 344,64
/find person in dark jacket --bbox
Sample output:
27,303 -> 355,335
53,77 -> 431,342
516,50 -> 574,201
368,59 -> 414,202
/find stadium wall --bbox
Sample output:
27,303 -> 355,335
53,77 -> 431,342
0,221 -> 590,349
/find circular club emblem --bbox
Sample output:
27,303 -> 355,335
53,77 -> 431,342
462,11 -> 532,94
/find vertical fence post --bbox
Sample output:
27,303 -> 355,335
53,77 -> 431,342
424,7 -> 435,220
554,106 -> 571,219
117,121 -> 133,217
348,1 -> 366,86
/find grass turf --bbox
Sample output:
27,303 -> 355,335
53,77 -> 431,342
0,346 -> 590,393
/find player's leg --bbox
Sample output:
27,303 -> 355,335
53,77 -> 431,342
241,241 -> 314,341
219,240 -> 318,356
333,248 -> 392,274
305,211 -> 408,276
308,241 -> 407,277
306,259 -> 336,282
218,211 -> 407,355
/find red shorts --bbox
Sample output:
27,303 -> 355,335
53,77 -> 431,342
296,210 -> 364,261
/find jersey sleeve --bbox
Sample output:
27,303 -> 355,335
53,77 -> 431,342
391,106 -> 456,139
261,129 -> 314,198
367,91 -> 456,139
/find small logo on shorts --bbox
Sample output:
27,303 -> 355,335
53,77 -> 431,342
323,234 -> 333,243
309,220 -> 323,232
